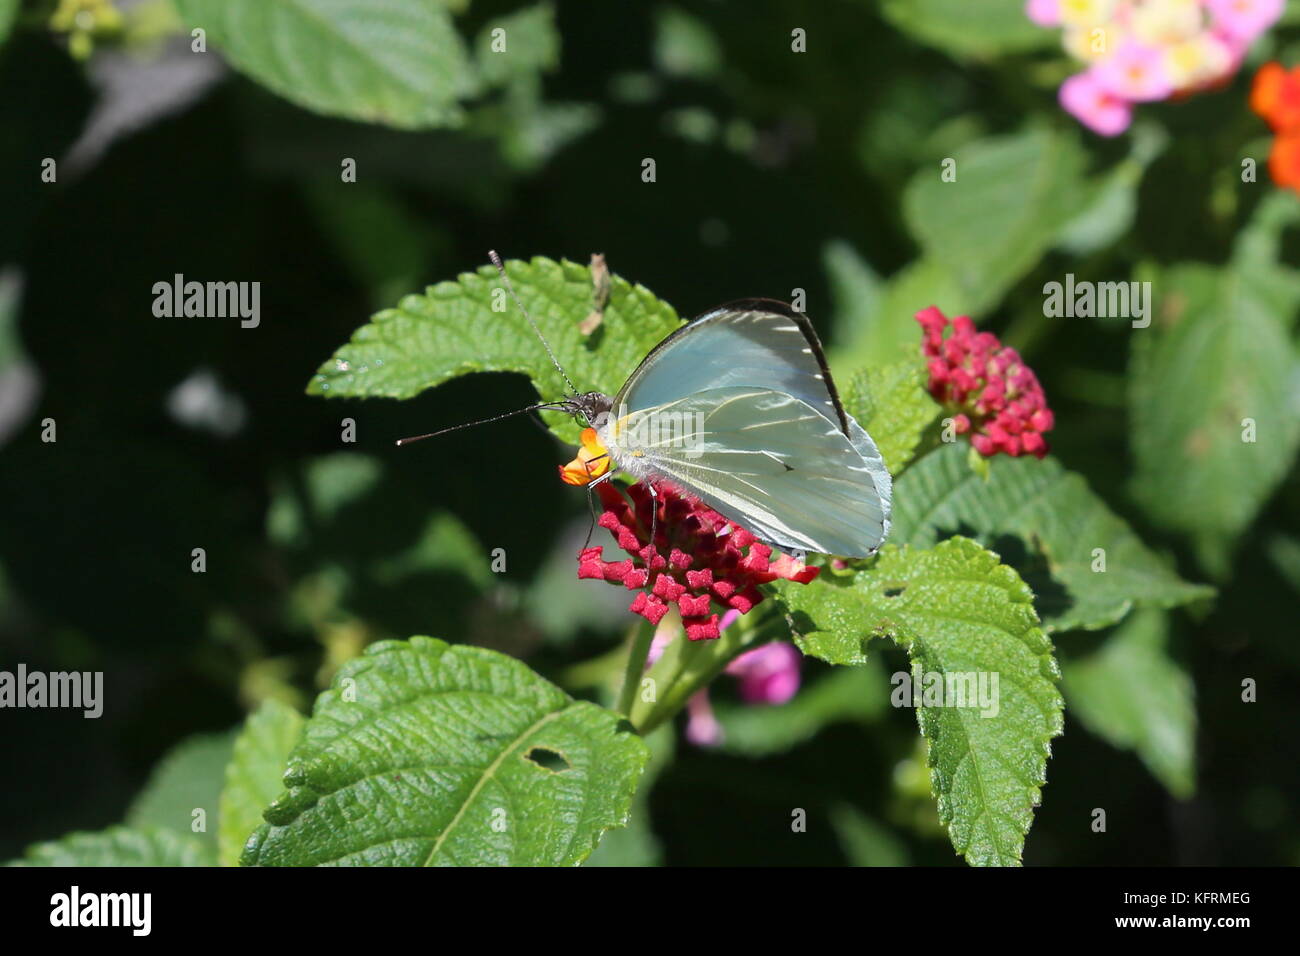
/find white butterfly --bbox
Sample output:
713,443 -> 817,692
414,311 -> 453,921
401,255 -> 893,559
571,299 -> 892,558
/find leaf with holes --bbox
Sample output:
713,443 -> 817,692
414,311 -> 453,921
219,699 -> 306,866
307,256 -> 682,444
172,0 -> 475,129
241,637 -> 649,866
9,827 -> 214,867
891,442 -> 1212,631
777,537 -> 1063,866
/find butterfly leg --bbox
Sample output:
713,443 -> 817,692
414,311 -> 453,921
647,481 -> 659,550
581,467 -> 619,551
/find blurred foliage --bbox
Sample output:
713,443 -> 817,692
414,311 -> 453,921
1,0 -> 1299,866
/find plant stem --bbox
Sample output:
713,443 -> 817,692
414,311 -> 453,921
628,609 -> 783,735
616,620 -> 655,716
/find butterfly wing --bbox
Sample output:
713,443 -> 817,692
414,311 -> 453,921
601,299 -> 891,556
605,386 -> 888,556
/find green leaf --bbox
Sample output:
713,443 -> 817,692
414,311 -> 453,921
823,239 -> 882,353
1056,122 -> 1167,257
845,360 -> 942,474
881,0 -> 1053,59
307,256 -> 683,444
1130,193 -> 1300,576
0,0 -> 18,47
10,827 -> 214,867
653,6 -> 722,79
242,637 -> 649,866
903,127 -> 1088,315
584,727 -> 672,867
831,255 -> 967,371
125,730 -> 238,851
778,537 -> 1063,866
1061,609 -> 1196,798
172,0 -> 474,129
716,663 -> 889,757
830,803 -> 909,867
219,699 -> 306,866
473,3 -> 559,87
892,443 -> 1213,631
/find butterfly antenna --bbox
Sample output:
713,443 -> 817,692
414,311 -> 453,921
489,250 -> 579,396
395,400 -> 572,446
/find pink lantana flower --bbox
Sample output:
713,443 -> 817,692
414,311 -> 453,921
725,641 -> 802,705
1205,0 -> 1284,44
917,306 -> 1055,460
1059,70 -> 1134,136
1026,0 -> 1063,27
1094,38 -> 1175,101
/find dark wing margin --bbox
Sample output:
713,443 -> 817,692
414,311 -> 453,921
618,297 -> 853,439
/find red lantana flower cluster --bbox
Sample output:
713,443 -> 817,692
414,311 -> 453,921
578,481 -> 818,640
917,305 -> 1054,459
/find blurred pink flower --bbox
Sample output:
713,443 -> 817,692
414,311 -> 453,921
1026,0 -> 1062,27
1059,70 -> 1134,135
645,608 -> 802,747
726,641 -> 802,705
685,691 -> 723,746
1094,38 -> 1175,100
1205,0 -> 1284,44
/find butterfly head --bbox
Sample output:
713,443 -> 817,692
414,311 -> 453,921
566,390 -> 614,430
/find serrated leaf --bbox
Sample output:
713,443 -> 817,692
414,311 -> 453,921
881,0 -> 1053,59
778,537 -> 1063,865
307,256 -> 683,444
9,827 -> 214,867
891,443 -> 1213,631
219,699 -> 306,866
845,361 -> 942,474
584,726 -> 672,867
903,127 -> 1088,315
242,637 -> 649,866
125,730 -> 238,851
172,0 -> 473,129
1130,194 -> 1300,576
1061,609 -> 1195,798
